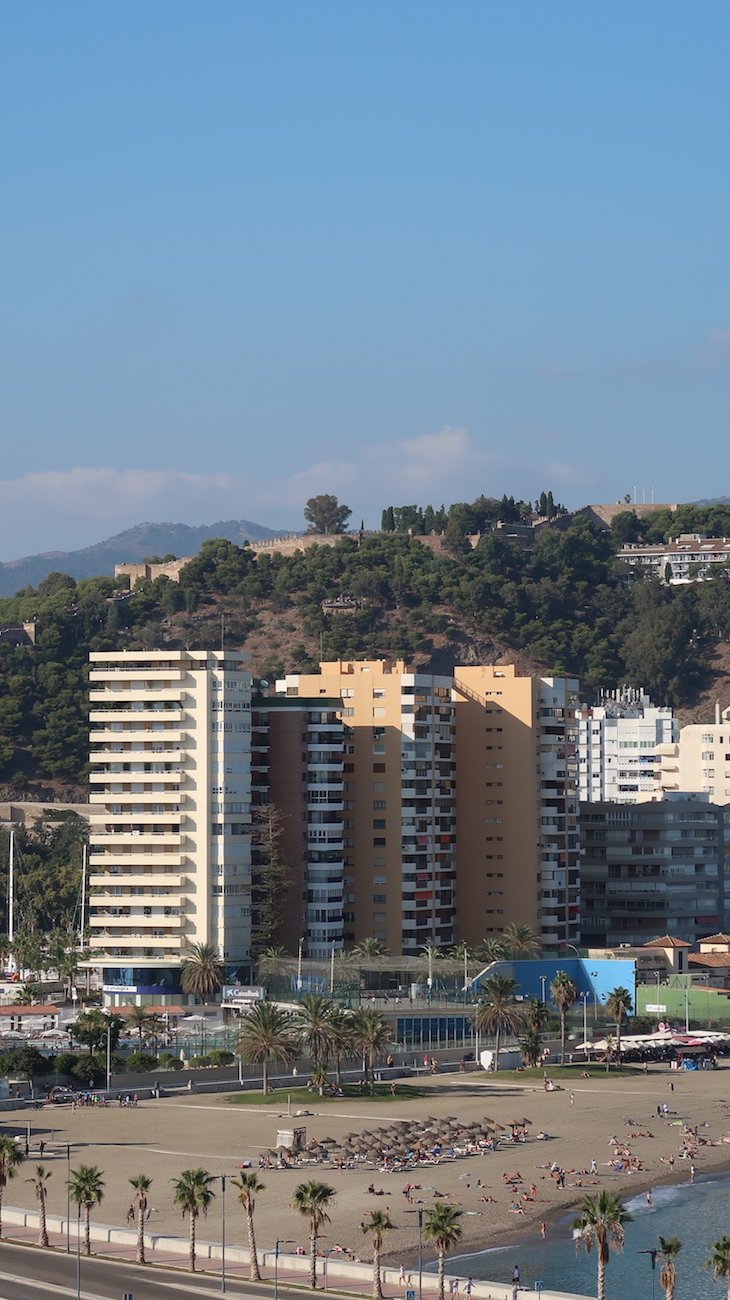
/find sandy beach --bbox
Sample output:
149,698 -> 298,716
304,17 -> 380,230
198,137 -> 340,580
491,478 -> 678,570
5,1066 -> 730,1266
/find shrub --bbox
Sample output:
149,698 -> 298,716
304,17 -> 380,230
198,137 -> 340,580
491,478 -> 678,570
124,1052 -> 158,1073
189,1055 -> 212,1068
157,1052 -> 183,1071
207,1049 -> 234,1067
70,1056 -> 104,1086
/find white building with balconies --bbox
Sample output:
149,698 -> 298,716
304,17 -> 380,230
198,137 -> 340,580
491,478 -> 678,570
87,649 -> 253,1005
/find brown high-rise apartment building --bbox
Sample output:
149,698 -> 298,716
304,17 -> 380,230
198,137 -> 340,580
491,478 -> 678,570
277,661 -> 456,954
277,661 -> 580,953
453,665 -> 580,949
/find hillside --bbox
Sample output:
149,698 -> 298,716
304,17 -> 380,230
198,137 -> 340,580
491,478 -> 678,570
0,518 -> 286,596
1,509 -> 730,797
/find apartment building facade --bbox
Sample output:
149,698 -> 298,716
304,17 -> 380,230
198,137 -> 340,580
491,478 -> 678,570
577,690 -> 677,803
87,650 -> 253,1004
580,795 -> 725,947
618,534 -> 730,583
453,666 -> 581,950
276,661 -> 457,954
251,695 -> 346,960
656,706 -> 730,805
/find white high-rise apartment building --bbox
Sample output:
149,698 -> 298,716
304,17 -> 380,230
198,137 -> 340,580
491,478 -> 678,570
87,650 -> 253,1005
577,690 -> 677,803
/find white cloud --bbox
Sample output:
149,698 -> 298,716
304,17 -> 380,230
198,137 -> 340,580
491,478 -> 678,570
0,431 -> 592,560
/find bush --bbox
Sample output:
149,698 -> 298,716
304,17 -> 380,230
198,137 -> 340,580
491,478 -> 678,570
71,1056 -> 104,1086
124,1052 -> 158,1073
189,1055 -> 212,1068
207,1049 -> 234,1067
53,1052 -> 79,1078
157,1052 -> 183,1071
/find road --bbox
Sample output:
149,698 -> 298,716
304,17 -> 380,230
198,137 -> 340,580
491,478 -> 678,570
0,1241 -> 322,1300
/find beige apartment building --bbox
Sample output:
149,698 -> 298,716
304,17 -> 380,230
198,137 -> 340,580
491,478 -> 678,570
453,666 -> 580,949
277,661 -> 457,954
277,661 -> 580,953
656,705 -> 730,805
87,650 -> 253,1005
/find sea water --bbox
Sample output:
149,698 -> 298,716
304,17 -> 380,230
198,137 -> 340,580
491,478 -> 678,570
440,1171 -> 730,1299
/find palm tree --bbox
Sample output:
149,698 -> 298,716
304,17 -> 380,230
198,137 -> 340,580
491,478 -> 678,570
550,971 -> 577,1064
362,1209 -> 393,1300
658,1235 -> 682,1300
521,1028 -> 542,1068
130,1174 -> 152,1265
473,974 -> 523,1071
501,922 -> 540,958
171,1168 -> 216,1272
27,1164 -> 51,1248
180,942 -> 224,1002
0,1135 -> 24,1238
232,1171 -> 265,1282
292,1180 -> 335,1289
707,1235 -> 730,1300
353,937 -> 388,957
423,1204 -> 463,1300
524,997 -> 549,1034
605,987 -> 633,1059
128,1005 -> 153,1049
477,936 -> 506,963
236,1001 -> 299,1094
296,994 -> 335,1069
573,1191 -> 632,1300
68,1165 -> 105,1256
350,1006 -> 391,1086
328,1007 -> 355,1086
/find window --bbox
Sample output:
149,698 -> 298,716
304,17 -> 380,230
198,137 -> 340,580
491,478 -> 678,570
373,800 -> 386,810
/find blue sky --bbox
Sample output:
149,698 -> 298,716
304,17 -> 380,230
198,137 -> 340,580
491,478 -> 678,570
1,2 -> 729,558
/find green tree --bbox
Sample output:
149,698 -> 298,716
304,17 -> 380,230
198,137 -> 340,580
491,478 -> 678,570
350,1006 -> 391,1086
352,937 -> 388,956
524,997 -> 549,1035
501,922 -> 540,958
362,1209 -> 394,1300
251,803 -> 292,955
550,971 -> 578,1064
304,495 -> 352,534
232,1171 -> 265,1282
296,995 -> 335,1070
573,1191 -> 631,1300
658,1235 -> 682,1300
605,986 -> 633,1058
236,1002 -> 299,1094
68,1165 -> 105,1256
171,1168 -> 216,1272
707,1235 -> 730,1300
474,975 -> 523,1071
180,942 -> 224,1002
520,1028 -> 543,1068
423,1204 -> 463,1300
0,1136 -> 24,1238
130,1174 -> 152,1265
27,1164 -> 51,1248
292,1180 -> 335,1289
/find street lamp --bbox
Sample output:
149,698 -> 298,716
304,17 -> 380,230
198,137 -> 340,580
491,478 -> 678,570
66,1143 -> 71,1253
75,1200 -> 81,1300
330,942 -> 335,996
421,945 -> 434,1006
684,985 -> 690,1034
418,1207 -> 424,1300
539,975 -> 547,1004
297,938 -> 304,995
220,1174 -> 227,1294
562,942 -> 581,959
579,992 -> 589,1047
274,1238 -> 295,1300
